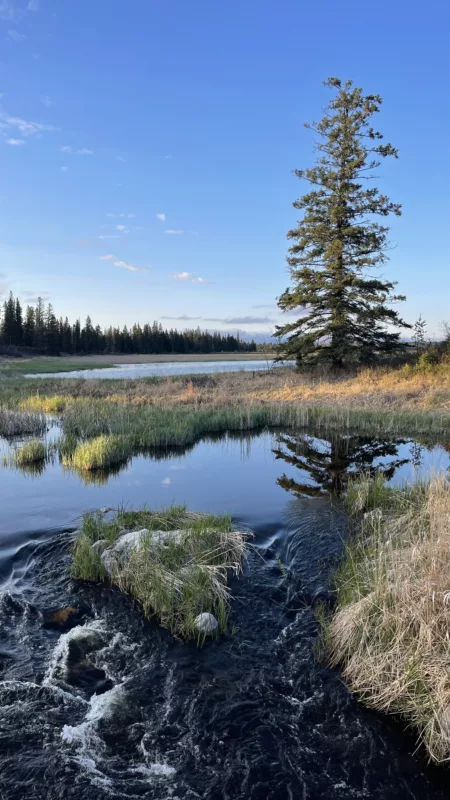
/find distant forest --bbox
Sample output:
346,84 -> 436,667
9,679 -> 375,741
0,293 -> 257,355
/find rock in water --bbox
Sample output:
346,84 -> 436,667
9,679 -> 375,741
194,612 -> 218,635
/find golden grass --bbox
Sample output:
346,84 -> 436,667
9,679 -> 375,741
328,474 -> 450,762
5,361 -> 450,415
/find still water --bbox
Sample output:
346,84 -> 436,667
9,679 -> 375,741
1,429 -> 450,799
25,359 -> 293,380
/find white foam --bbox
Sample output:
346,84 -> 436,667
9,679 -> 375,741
43,619 -> 107,687
135,763 -> 176,778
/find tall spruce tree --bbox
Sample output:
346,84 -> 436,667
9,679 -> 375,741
276,77 -> 410,367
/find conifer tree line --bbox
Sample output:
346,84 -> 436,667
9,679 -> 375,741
0,293 -> 256,355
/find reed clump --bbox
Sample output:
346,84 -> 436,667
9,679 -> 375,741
0,407 -> 47,437
328,473 -> 450,762
63,434 -> 132,471
15,440 -> 46,465
72,507 -> 247,640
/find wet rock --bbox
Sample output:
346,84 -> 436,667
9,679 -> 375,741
194,612 -> 218,635
43,606 -> 80,632
100,529 -> 185,576
94,678 -> 114,695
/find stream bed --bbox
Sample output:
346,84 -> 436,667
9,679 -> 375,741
1,429 -> 450,799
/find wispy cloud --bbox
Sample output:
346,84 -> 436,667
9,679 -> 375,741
172,271 -> 208,284
116,155 -> 127,162
162,477 -> 172,486
156,213 -> 166,222
165,229 -> 184,235
106,213 -> 136,219
161,314 -> 273,324
0,112 -> 58,137
98,235 -> 119,240
100,254 -> 149,273
40,95 -> 55,107
27,0 -> 39,9
60,165 -> 68,172
8,28 -> 26,41
60,145 -> 94,155
116,225 -> 129,232
6,137 -> 25,146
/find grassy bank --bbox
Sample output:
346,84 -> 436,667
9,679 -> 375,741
0,358 -> 115,375
72,507 -> 246,639
327,473 -> 450,763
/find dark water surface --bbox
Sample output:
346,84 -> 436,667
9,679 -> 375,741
1,430 -> 450,799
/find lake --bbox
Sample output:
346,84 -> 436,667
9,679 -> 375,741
25,359 -> 293,380
1,427 -> 449,799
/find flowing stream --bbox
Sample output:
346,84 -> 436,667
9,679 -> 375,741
1,429 -> 450,799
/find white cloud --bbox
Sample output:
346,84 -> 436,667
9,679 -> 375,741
8,29 -> 26,41
6,138 -> 25,146
165,229 -> 184,235
40,95 -> 55,107
100,254 -> 149,273
98,235 -> 119,240
27,0 -> 39,9
116,224 -> 129,232
60,145 -> 94,155
156,213 -> 166,222
0,112 -> 58,137
162,477 -> 172,486
173,271 -> 208,284
0,1 -> 20,21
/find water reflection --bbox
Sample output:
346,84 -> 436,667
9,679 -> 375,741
273,432 -> 411,497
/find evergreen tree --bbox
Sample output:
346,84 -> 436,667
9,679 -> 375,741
276,77 -> 410,367
46,304 -> 60,355
1,293 -> 15,344
23,306 -> 35,347
72,320 -> 81,353
34,297 -> 46,350
412,314 -> 427,353
14,298 -> 23,345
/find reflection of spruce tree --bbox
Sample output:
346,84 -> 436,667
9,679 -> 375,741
273,432 -> 410,497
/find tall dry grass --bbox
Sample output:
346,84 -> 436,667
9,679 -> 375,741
328,473 -> 450,762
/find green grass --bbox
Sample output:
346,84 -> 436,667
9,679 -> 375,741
0,358 -> 115,375
63,434 -> 132,471
72,507 -> 246,640
14,439 -> 46,465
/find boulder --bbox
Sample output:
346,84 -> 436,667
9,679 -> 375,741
194,612 -> 218,635
100,529 -> 185,576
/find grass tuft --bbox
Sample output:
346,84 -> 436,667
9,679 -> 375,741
327,473 -> 450,763
0,407 -> 46,437
63,434 -> 132,471
72,507 -> 246,640
15,440 -> 46,465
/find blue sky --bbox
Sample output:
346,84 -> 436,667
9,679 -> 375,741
1,0 -> 449,338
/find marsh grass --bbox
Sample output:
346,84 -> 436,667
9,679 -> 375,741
20,395 -> 67,414
63,434 -> 132,470
0,407 -> 46,437
72,507 -> 246,640
15,440 -> 46,465
328,473 -> 450,762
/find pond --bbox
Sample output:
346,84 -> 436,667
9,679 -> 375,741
25,359 -> 294,380
1,428 -> 450,799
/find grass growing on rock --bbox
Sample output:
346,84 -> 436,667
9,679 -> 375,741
327,472 -> 450,762
72,506 -> 246,640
